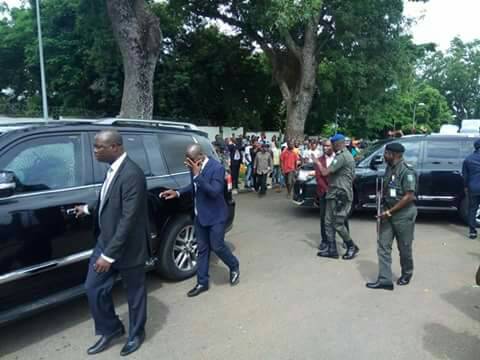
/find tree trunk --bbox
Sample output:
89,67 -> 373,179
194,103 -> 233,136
274,18 -> 319,141
106,0 -> 162,119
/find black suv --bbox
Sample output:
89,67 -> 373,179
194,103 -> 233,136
0,118 -> 235,326
293,134 -> 480,224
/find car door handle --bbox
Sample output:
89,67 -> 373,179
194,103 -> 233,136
63,208 -> 77,216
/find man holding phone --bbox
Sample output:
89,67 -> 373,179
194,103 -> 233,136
160,144 -> 240,297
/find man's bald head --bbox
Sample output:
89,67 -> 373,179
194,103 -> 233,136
186,143 -> 204,162
97,130 -> 123,146
94,129 -> 124,164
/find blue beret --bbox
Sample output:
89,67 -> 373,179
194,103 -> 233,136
474,139 -> 480,150
330,133 -> 345,143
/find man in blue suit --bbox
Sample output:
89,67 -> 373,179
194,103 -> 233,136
161,144 -> 240,297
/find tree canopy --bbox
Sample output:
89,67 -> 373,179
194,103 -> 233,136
0,0 -> 474,138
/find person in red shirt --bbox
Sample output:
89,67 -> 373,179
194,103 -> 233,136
280,141 -> 300,196
313,140 -> 335,251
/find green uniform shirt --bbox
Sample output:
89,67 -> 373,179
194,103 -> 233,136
326,148 -> 355,200
383,159 -> 417,210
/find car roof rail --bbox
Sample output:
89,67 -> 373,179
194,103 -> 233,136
95,118 -> 200,131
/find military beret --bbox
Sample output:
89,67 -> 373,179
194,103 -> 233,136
474,139 -> 480,150
330,133 -> 345,143
385,142 -> 405,153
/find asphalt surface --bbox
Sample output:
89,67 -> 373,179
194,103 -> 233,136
1,191 -> 480,360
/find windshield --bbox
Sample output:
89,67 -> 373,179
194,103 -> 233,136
356,139 -> 390,166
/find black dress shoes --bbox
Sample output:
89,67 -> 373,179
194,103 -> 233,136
397,275 -> 412,286
230,269 -> 240,286
342,245 -> 359,260
366,281 -> 394,291
87,325 -> 125,355
120,331 -> 145,356
317,250 -> 339,259
187,284 -> 209,297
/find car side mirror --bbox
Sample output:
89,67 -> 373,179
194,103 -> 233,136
370,154 -> 384,170
0,171 -> 16,198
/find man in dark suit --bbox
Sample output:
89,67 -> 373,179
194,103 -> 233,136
74,130 -> 149,356
161,144 -> 240,297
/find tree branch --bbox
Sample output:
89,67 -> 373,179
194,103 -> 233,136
282,30 -> 302,61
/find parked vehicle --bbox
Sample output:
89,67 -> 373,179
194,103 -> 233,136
293,134 -> 480,224
460,119 -> 480,133
0,118 -> 235,326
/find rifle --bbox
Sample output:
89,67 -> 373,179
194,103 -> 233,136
376,176 -> 384,240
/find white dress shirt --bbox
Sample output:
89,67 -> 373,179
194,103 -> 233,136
85,152 -> 127,264
325,153 -> 335,167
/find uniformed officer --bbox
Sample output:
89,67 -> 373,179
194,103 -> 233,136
316,133 -> 359,260
367,142 -> 417,291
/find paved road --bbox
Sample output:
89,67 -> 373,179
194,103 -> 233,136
1,191 -> 480,360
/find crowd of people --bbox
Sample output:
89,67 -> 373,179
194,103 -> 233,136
212,132 -> 365,197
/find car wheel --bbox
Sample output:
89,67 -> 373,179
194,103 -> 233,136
155,215 -> 198,280
459,198 -> 480,227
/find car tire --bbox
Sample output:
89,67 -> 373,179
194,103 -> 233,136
459,197 -> 480,227
155,215 -> 198,281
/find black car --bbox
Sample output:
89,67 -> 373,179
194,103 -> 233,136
0,118 -> 235,326
293,134 -> 480,224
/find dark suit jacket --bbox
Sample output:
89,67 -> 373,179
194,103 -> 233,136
91,156 -> 150,269
179,157 -> 228,226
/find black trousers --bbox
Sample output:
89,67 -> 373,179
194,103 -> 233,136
468,193 -> 480,233
195,220 -> 239,286
85,246 -> 147,341
257,173 -> 268,194
230,160 -> 241,189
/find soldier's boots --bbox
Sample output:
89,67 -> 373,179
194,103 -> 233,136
317,242 -> 339,259
342,241 -> 359,260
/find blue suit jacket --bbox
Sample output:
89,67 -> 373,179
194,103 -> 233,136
179,157 -> 228,226
463,150 -> 480,194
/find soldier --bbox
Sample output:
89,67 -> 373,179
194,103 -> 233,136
367,142 -> 417,291
316,134 -> 359,260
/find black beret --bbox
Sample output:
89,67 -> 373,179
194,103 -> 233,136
474,139 -> 480,150
385,142 -> 405,153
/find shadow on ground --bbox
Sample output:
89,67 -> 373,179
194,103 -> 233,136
441,286 -> 480,323
423,323 -> 480,360
0,275 -> 166,357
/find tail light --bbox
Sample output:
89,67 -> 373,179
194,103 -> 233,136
226,173 -> 233,192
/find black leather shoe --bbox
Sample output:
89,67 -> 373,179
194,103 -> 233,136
397,275 -> 412,286
87,326 -> 125,355
317,251 -> 339,259
230,269 -> 240,286
342,245 -> 359,260
366,281 -> 394,291
120,331 -> 145,356
187,284 -> 209,297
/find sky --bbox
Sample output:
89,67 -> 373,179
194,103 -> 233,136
403,0 -> 480,50
3,0 -> 480,52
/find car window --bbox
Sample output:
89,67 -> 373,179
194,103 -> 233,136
121,134 -> 151,175
0,135 -> 84,193
399,141 -> 421,165
462,139 -> 478,159
193,135 -> 217,159
143,134 -> 167,176
425,140 -> 461,162
158,133 -> 196,173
